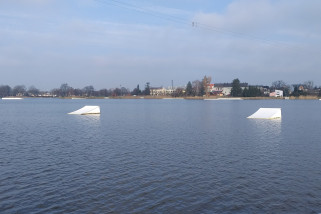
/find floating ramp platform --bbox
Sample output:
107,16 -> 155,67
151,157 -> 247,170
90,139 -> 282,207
68,106 -> 100,115
2,97 -> 23,100
247,108 -> 281,119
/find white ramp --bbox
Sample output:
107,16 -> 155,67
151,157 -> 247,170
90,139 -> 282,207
68,106 -> 100,115
247,108 -> 281,119
2,97 -> 23,100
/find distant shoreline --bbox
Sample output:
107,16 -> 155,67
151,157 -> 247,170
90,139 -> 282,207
67,95 -> 320,100
4,96 -> 319,100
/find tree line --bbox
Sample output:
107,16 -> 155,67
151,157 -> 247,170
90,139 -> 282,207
229,79 -> 321,97
0,78 -> 320,98
0,82 -> 152,98
0,85 -> 40,98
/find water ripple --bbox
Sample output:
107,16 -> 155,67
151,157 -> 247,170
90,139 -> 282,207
1,99 -> 321,213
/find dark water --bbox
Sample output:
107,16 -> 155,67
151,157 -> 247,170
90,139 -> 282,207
1,98 -> 321,213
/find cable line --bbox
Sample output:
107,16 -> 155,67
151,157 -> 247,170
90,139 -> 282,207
94,0 -> 314,53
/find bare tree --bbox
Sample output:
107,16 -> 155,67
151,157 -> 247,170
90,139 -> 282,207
73,88 -> 83,96
13,85 -> 26,96
112,88 -> 121,96
83,85 -> 95,97
121,87 -> 129,96
202,76 -> 212,97
271,80 -> 287,89
98,89 -> 109,97
304,81 -> 314,90
60,83 -> 72,97
27,86 -> 40,96
0,85 -> 12,97
173,87 -> 184,97
192,80 -> 202,96
271,80 -> 290,96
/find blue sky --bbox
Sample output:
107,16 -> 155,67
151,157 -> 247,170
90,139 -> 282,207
1,0 -> 320,90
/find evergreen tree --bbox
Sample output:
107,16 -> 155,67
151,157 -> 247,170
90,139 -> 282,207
291,86 -> 300,97
185,81 -> 193,96
199,83 -> 205,96
242,87 -> 249,97
283,88 -> 290,96
230,78 -> 242,97
244,86 -> 263,97
131,84 -> 141,95
143,82 -> 150,95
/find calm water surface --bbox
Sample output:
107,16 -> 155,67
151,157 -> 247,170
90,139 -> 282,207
1,98 -> 321,213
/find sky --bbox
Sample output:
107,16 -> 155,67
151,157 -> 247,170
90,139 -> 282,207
1,0 -> 320,90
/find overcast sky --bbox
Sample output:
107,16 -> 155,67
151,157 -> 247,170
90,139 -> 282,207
1,0 -> 320,90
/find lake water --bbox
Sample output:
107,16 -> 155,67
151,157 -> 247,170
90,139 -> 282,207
1,98 -> 321,213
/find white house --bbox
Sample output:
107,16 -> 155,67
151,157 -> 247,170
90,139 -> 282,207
213,83 -> 248,96
270,90 -> 283,97
150,87 -> 174,96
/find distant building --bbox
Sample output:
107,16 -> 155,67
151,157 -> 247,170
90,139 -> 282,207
270,90 -> 283,97
207,84 -> 215,93
298,85 -> 306,91
262,86 -> 270,96
213,83 -> 248,96
150,87 -> 174,96
37,92 -> 53,97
